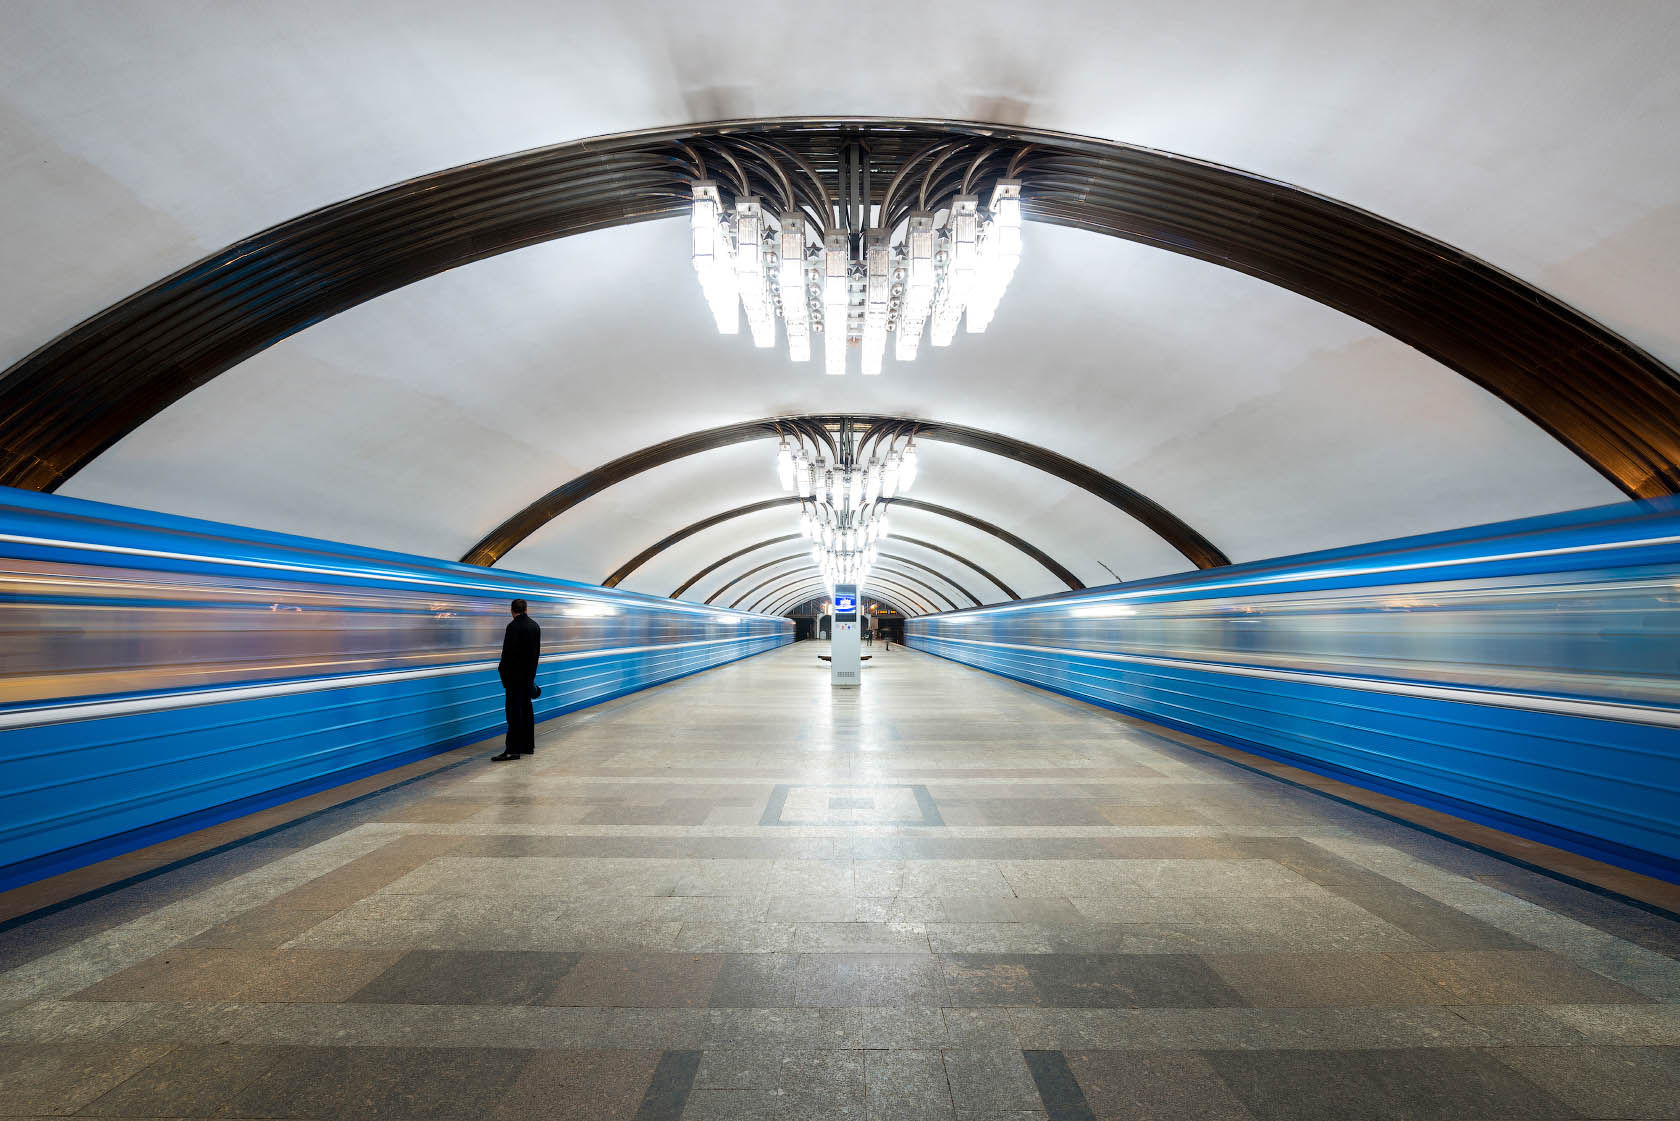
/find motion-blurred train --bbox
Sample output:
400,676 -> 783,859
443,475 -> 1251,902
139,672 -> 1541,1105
0,488 -> 789,887
910,499 -> 1680,882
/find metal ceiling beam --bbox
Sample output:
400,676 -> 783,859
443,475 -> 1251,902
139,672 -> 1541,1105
454,413 -> 1224,570
897,535 -> 1018,600
760,575 -> 932,617
704,547 -> 980,609
749,569 -> 936,616
5,119 -> 1674,504
773,585 -> 915,618
599,495 -> 1081,590
670,533 -> 800,598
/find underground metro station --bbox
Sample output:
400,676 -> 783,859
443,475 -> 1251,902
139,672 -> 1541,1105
2,4 -> 1679,1118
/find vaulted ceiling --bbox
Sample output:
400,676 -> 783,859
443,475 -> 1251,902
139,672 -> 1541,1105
4,1 -> 1678,614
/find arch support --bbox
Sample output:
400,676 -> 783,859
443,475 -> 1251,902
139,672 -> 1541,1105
6,119 -> 1674,505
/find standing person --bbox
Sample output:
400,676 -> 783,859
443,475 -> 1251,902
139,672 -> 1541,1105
491,599 -> 541,762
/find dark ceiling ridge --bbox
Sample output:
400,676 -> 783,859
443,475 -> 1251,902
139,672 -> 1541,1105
771,583 -> 916,618
457,413 -> 1224,570
3,118 -> 1674,502
897,535 -> 1018,600
678,534 -> 1000,605
725,557 -> 825,610
670,534 -> 800,599
705,545 -> 979,610
755,573 -> 933,617
727,557 -> 958,614
599,495 -> 1081,591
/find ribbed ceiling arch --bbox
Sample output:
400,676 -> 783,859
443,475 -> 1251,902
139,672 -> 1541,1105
3,117 -> 1677,507
602,496 -> 1081,591
463,415 -> 1225,571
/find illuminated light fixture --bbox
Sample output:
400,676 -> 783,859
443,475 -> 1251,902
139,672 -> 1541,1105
776,442 -> 795,491
930,196 -> 979,347
899,441 -> 919,492
967,180 -> 1022,334
779,214 -> 811,363
685,146 -> 1027,375
733,198 -> 776,347
823,232 -> 849,377
863,461 -> 882,505
689,182 -> 739,334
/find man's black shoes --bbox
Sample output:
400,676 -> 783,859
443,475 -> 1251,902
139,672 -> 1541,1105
490,751 -> 521,762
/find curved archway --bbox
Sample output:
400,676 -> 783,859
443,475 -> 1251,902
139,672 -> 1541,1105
671,534 -> 801,598
755,573 -> 935,616
4,119 -> 1676,501
602,496 -> 1082,590
458,415 -> 1226,570
773,585 -> 917,619
675,533 -> 1016,602
733,561 -> 956,613
767,583 -> 928,619
708,548 -> 979,609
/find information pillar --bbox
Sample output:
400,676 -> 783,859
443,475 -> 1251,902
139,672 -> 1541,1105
830,584 -> 861,687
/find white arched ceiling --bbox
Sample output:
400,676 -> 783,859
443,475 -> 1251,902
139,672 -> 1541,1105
6,0 -> 1675,609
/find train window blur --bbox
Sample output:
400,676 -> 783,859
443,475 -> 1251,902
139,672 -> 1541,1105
0,556 -> 784,706
912,567 -> 1680,708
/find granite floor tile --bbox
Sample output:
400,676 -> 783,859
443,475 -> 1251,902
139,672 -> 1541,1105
709,954 -> 802,1008
546,953 -> 722,1007
1393,949 -> 1654,1005
77,1045 -> 280,1116
942,1048 -> 1043,1112
1202,952 -> 1457,1007
1064,1048 -> 1253,1120
941,955 -> 1041,1007
0,1043 -> 167,1113
492,1048 -> 662,1120
224,1045 -> 530,1119
1202,1047 -> 1576,1120
866,1048 -> 955,1121
71,948 -> 403,1003
1491,1045 -> 1680,1118
694,1047 -> 784,1088
795,953 -> 948,1007
349,950 -> 582,1006
1026,955 -> 1247,1009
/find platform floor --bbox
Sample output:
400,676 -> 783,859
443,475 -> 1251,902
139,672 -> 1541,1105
3,642 -> 1680,1119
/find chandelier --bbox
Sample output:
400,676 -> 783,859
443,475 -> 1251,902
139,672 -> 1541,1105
686,142 -> 1027,376
773,420 -> 920,591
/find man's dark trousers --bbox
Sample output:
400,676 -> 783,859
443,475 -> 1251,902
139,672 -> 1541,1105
498,611 -> 541,755
504,687 -> 534,754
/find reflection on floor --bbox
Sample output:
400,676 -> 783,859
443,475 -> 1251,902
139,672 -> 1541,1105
2,641 -> 1679,1119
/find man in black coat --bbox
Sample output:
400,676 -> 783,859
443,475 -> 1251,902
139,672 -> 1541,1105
491,599 -> 541,762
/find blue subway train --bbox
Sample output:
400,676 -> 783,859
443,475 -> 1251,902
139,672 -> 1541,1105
908,499 -> 1680,883
0,488 -> 790,888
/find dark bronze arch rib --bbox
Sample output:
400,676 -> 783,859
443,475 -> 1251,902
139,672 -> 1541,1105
758,575 -> 933,617
459,413 -> 1223,570
874,553 -> 981,607
771,583 -> 917,618
672,534 -> 800,598
4,119 -> 1675,502
899,536 -> 1018,600
727,559 -> 825,610
603,498 -> 794,588
602,497 -> 1080,590
709,548 -> 979,610
871,563 -> 961,612
887,498 -> 1084,590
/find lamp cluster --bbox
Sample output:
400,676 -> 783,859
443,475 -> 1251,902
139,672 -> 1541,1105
776,437 -> 919,592
691,180 -> 1023,376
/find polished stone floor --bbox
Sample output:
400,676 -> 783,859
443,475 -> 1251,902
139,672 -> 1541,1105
3,642 -> 1680,1119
